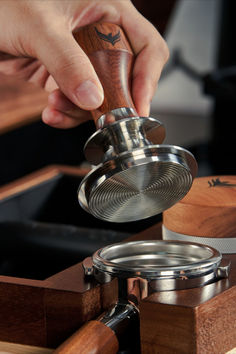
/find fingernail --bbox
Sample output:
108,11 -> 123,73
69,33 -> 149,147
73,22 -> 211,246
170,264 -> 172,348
74,80 -> 103,109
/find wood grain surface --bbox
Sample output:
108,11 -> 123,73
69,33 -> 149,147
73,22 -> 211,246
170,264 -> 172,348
0,166 -> 116,348
0,74 -> 47,134
73,22 -> 137,123
0,341 -> 52,354
163,175 -> 236,237
54,321 -> 119,354
0,165 -> 90,200
140,252 -> 236,354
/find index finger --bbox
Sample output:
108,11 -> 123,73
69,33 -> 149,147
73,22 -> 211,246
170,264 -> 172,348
120,3 -> 169,116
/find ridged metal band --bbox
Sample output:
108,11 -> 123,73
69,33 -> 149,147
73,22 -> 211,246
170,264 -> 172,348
96,107 -> 137,128
162,225 -> 236,254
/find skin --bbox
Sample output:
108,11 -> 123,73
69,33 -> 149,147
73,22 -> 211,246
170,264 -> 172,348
0,0 -> 169,129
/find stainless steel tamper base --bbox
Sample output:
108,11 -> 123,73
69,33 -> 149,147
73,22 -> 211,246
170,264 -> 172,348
84,116 -> 166,165
78,145 -> 198,223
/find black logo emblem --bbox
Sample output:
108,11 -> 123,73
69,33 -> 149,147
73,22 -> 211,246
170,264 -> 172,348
208,178 -> 236,187
95,27 -> 121,46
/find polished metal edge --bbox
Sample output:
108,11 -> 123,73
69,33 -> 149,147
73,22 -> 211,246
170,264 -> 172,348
82,240 -> 230,294
96,107 -> 137,128
77,145 -> 197,220
84,116 -> 166,165
92,240 -> 222,279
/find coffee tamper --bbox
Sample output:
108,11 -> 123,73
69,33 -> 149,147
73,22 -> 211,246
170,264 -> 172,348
74,23 -> 198,222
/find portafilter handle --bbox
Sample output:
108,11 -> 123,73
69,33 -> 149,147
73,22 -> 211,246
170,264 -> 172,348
53,320 -> 119,354
73,22 -> 137,128
53,301 -> 139,354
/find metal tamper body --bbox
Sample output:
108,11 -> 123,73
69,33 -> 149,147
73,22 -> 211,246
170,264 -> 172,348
74,23 -> 198,223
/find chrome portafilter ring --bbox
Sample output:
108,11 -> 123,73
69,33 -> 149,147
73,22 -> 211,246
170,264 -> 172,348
92,240 -> 222,279
78,145 -> 198,223
82,239 -> 230,292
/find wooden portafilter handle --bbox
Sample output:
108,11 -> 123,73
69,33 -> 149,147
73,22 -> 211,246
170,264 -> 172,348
53,320 -> 118,354
53,301 -> 139,354
73,22 -> 137,126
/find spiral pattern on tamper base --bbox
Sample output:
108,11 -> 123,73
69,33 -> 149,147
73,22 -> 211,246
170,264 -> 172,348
78,145 -> 197,222
88,162 -> 193,222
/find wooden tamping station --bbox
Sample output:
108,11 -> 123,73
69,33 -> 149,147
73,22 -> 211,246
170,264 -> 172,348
55,176 -> 236,354
54,239 -> 230,353
0,22 -> 235,354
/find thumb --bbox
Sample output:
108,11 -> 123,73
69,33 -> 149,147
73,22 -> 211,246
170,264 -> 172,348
35,29 -> 104,110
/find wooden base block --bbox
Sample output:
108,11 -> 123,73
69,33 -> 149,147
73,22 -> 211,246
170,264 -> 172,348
140,255 -> 236,354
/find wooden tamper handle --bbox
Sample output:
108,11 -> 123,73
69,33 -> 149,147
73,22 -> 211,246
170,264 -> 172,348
73,22 -> 137,125
54,320 -> 119,354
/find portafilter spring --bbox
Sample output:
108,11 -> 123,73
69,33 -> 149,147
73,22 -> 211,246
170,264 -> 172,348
74,22 -> 198,222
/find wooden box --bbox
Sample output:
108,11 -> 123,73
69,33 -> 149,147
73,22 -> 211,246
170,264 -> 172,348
0,165 -> 159,349
0,167 -> 235,353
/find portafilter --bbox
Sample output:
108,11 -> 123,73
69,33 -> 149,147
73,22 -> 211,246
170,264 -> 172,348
55,240 -> 230,354
74,23 -> 198,222
85,240 -> 230,295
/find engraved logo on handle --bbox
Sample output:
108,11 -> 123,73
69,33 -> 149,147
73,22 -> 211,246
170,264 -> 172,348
95,27 -> 121,46
208,178 -> 236,187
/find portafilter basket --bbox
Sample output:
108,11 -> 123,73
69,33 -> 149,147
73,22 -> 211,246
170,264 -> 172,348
74,23 -> 198,222
84,240 -> 230,297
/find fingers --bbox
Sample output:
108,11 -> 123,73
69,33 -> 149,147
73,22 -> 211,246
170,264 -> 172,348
42,107 -> 88,129
0,0 -> 168,128
120,3 -> 169,116
0,57 -> 42,81
42,89 -> 91,129
132,44 -> 167,116
34,26 -> 104,111
44,75 -> 59,92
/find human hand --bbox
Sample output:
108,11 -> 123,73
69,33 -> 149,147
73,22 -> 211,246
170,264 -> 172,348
0,0 -> 169,129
